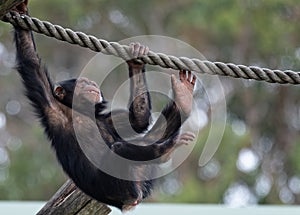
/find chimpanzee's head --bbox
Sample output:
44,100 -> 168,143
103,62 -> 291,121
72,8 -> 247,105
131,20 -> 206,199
54,77 -> 103,110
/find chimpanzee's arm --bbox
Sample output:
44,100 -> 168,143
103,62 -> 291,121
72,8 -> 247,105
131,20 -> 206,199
127,61 -> 152,133
103,61 -> 152,140
100,44 -> 151,142
14,28 -> 52,108
14,27 -> 68,129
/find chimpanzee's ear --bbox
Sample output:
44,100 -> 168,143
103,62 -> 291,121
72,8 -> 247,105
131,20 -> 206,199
54,85 -> 65,100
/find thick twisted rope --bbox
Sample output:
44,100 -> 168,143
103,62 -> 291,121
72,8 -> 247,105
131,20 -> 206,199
3,11 -> 300,85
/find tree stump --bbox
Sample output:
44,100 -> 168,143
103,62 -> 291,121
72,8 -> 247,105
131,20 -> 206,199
36,180 -> 111,215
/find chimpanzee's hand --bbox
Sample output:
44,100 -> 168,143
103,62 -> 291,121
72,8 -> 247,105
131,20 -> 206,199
14,0 -> 28,14
127,42 -> 149,67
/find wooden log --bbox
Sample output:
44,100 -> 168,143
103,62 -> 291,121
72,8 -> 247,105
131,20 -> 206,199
0,0 -> 24,19
36,180 -> 111,215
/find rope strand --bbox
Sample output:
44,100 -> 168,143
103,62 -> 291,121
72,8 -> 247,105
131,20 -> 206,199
3,11 -> 300,85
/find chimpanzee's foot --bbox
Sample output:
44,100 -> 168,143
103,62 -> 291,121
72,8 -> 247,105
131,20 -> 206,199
171,70 -> 196,115
175,132 -> 196,146
160,132 -> 195,162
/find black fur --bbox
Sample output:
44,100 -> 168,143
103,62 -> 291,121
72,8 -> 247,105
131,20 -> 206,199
14,26 -> 188,210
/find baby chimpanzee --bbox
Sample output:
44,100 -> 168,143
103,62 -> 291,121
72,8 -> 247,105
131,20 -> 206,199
13,1 -> 196,211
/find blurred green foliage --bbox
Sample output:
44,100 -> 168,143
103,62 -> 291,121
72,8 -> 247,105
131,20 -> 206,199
0,0 -> 300,205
